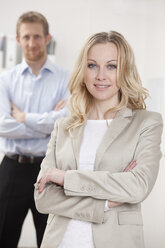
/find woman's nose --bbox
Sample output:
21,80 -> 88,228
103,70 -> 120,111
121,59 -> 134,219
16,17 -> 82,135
96,68 -> 106,81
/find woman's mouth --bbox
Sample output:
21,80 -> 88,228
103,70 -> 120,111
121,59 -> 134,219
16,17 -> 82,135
94,84 -> 110,88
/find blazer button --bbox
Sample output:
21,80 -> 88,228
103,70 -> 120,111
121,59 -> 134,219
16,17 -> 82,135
80,213 -> 85,218
92,187 -> 96,192
86,213 -> 90,218
80,186 -> 85,191
87,185 -> 93,192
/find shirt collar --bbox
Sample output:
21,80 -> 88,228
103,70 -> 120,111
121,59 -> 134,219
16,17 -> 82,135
20,57 -> 56,75
20,60 -> 29,74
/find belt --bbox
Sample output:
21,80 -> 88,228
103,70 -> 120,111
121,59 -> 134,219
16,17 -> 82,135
6,154 -> 44,164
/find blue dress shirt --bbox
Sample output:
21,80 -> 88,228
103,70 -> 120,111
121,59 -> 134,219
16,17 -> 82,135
0,58 -> 69,156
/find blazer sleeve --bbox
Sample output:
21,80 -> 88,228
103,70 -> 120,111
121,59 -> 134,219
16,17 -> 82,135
64,112 -> 163,204
34,120 -> 105,224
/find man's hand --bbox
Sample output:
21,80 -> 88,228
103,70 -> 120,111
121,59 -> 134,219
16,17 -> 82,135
54,99 -> 67,111
10,101 -> 25,123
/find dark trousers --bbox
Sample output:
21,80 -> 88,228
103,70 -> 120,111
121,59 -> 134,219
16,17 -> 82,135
0,156 -> 48,248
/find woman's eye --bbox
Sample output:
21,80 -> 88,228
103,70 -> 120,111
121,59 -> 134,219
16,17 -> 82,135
88,64 -> 97,69
107,64 -> 117,70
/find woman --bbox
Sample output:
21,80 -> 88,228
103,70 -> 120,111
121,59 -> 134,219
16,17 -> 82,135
35,31 -> 163,248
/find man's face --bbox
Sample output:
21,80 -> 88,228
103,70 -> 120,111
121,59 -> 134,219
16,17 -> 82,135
17,22 -> 50,62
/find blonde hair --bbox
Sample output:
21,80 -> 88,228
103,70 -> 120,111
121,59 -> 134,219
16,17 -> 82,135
66,31 -> 148,130
16,11 -> 49,36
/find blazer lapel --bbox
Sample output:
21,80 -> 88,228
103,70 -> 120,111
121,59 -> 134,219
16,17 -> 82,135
95,108 -> 133,170
70,108 -> 133,170
71,124 -> 85,169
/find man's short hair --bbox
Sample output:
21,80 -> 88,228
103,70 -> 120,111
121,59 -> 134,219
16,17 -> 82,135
16,11 -> 49,36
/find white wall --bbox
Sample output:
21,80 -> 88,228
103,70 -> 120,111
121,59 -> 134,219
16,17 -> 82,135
0,0 -> 165,247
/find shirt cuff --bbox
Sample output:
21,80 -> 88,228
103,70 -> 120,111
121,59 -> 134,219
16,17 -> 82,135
104,200 -> 110,212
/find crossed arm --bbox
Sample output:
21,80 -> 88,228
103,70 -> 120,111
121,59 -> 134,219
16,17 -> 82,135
35,114 -> 162,221
0,97 -> 67,139
35,159 -> 136,223
37,160 -> 136,208
10,99 -> 67,123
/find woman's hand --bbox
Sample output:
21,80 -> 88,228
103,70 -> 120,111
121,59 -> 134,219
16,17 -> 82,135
123,160 -> 136,172
37,168 -> 66,193
108,160 -> 136,208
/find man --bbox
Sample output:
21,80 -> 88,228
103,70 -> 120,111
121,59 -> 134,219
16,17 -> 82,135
0,11 -> 69,247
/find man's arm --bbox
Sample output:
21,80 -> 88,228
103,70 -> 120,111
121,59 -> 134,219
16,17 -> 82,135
24,70 -> 70,135
11,99 -> 68,135
0,81 -> 46,139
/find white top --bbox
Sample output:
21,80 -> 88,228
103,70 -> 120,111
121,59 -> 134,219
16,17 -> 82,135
59,120 -> 112,248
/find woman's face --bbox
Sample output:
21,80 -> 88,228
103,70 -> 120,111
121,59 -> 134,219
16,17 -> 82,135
84,42 -> 120,108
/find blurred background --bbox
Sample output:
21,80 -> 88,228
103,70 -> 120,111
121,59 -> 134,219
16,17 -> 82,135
0,0 -> 165,247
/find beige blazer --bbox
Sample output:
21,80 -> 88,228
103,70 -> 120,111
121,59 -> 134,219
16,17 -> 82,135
34,108 -> 163,248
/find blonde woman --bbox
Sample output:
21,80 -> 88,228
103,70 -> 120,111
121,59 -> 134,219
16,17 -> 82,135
35,31 -> 163,248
